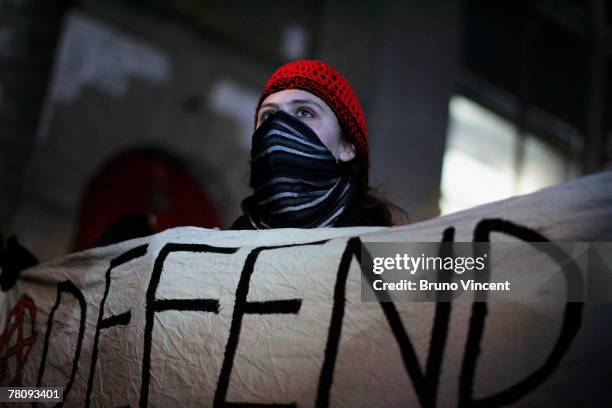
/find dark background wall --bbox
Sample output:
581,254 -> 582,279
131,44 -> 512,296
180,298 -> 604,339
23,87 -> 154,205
0,0 -> 609,261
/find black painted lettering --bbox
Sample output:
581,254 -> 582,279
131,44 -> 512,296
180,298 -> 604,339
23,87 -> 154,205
140,243 -> 239,408
86,244 -> 148,407
36,280 -> 87,406
214,240 -> 327,408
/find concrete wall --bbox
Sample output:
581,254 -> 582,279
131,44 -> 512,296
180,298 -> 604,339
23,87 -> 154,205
11,7 -> 268,260
368,1 -> 463,222
3,0 -> 462,261
0,1 -> 68,233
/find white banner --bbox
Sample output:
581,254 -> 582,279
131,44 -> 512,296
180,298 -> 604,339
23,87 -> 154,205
1,172 -> 611,407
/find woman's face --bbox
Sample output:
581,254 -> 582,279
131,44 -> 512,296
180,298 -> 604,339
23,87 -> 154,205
256,89 -> 356,162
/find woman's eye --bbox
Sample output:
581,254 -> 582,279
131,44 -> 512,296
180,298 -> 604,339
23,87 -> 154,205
297,108 -> 314,118
260,110 -> 274,122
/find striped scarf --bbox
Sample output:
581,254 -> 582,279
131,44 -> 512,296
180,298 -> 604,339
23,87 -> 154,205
242,111 -> 354,229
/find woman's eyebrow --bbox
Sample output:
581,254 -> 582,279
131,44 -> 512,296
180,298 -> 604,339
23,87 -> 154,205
289,99 -> 324,110
260,102 -> 279,110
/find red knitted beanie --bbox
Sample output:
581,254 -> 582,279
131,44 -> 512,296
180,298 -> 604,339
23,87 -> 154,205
256,60 -> 368,166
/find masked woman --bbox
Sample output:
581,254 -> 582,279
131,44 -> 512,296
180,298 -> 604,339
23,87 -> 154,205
231,60 -> 405,229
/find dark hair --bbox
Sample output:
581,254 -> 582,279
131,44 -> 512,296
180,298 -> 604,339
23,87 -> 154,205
338,159 -> 408,227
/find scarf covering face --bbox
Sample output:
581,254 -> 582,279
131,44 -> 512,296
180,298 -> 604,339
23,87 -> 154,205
241,110 -> 354,229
